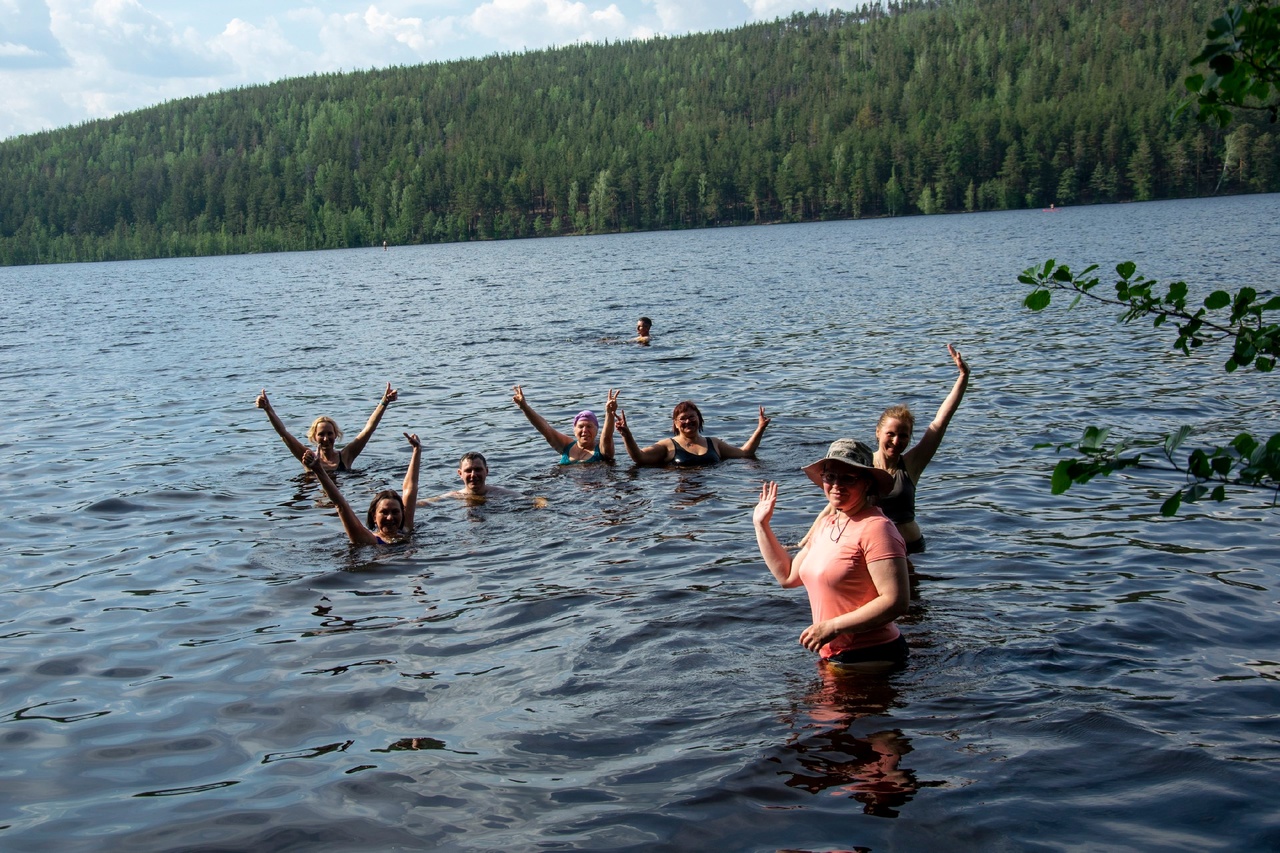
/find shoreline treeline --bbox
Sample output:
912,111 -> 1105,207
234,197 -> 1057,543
1,0 -> 1276,267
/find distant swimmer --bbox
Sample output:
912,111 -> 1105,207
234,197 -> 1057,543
634,316 -> 653,345
303,432 -> 420,545
753,440 -> 910,674
432,452 -> 523,502
512,385 -> 617,464
616,399 -> 770,467
257,382 -> 398,473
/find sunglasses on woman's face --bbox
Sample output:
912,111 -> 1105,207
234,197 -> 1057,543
821,471 -> 866,488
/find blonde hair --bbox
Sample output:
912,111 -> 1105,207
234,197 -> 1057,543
876,405 -> 915,439
306,416 -> 343,444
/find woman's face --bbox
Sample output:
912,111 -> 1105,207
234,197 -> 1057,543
822,464 -> 871,513
672,408 -> 701,436
373,497 -> 403,534
574,418 -> 598,448
313,420 -> 338,449
877,418 -> 911,461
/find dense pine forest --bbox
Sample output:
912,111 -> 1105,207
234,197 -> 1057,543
1,0 -> 1275,266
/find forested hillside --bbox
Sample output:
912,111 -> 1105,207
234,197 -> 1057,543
1,0 -> 1274,266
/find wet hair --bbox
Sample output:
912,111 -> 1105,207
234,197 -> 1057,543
876,405 -> 915,440
637,316 -> 652,329
670,400 -> 704,434
366,490 -> 404,530
307,416 -> 343,444
458,451 -> 488,470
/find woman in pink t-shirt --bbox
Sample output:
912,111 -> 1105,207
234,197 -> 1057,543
753,439 -> 911,673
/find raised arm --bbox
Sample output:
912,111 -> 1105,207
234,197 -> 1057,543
303,449 -> 378,546
615,409 -> 673,466
718,406 -> 771,459
599,389 -> 618,460
401,433 -> 421,529
340,382 -> 397,469
753,481 -> 806,588
903,345 -> 970,480
798,556 -> 910,653
256,389 -> 308,462
512,385 -> 573,451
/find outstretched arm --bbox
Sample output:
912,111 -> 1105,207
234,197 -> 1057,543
615,409 -> 673,466
512,385 -> 573,452
719,406 -> 771,459
303,450 -> 378,546
753,481 -> 805,588
401,433 -> 421,529
256,389 -> 308,463
903,344 -> 970,480
340,382 -> 397,469
599,389 -> 618,460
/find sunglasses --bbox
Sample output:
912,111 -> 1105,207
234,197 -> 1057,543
821,471 -> 867,487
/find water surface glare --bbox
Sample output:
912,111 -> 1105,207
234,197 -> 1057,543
1,196 -> 1278,852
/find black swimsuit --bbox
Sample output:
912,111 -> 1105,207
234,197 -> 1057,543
671,437 -> 721,467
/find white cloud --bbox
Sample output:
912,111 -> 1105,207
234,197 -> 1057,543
0,0 -> 71,69
48,0 -> 226,76
468,0 -> 634,51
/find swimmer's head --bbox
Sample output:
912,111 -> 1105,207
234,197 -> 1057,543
307,416 -> 343,447
670,400 -> 703,434
458,452 -> 489,494
367,490 -> 405,534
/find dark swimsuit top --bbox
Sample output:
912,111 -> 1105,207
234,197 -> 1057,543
671,436 -> 721,467
317,449 -> 348,473
874,467 -> 916,524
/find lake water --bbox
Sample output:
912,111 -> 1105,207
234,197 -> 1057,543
1,196 -> 1278,852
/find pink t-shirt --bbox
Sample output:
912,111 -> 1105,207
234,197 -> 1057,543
798,506 -> 906,658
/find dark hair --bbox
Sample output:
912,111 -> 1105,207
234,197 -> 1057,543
670,400 -> 704,434
366,490 -> 405,530
638,316 -> 652,328
458,451 -> 488,469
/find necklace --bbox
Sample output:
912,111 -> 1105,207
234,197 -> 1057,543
829,513 -> 850,542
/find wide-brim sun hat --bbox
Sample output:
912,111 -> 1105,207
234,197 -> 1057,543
801,438 -> 894,496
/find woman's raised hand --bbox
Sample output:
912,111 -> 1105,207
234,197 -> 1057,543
404,432 -> 420,449
757,406 -> 771,430
615,408 -> 628,432
255,389 -> 269,409
948,343 -> 969,376
605,388 -> 620,416
382,382 -> 398,404
511,385 -> 526,408
301,449 -> 318,469
753,481 -> 778,526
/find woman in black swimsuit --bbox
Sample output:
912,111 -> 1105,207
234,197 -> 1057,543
616,400 -> 770,466
257,382 -> 398,472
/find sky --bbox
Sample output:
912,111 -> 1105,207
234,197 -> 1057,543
0,0 -> 856,141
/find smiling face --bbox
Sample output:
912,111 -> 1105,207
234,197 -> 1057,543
573,417 -> 598,448
458,457 -> 489,494
670,401 -> 703,437
876,417 -> 912,462
372,496 -> 404,535
308,417 -> 341,450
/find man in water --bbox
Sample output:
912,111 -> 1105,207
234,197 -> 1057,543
433,452 -> 525,502
634,316 -> 652,345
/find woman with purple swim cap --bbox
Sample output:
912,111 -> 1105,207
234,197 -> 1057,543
512,386 -> 618,464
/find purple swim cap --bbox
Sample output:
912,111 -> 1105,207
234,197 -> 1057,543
573,410 -> 599,428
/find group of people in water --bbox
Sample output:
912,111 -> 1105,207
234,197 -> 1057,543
257,322 -> 970,674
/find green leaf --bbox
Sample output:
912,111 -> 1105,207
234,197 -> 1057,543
1205,290 -> 1231,309
1116,261 -> 1136,278
1165,425 -> 1194,454
1050,459 -> 1075,495
1160,491 -> 1183,516
1024,290 -> 1051,311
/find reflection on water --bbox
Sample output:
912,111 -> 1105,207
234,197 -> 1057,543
0,195 -> 1278,851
